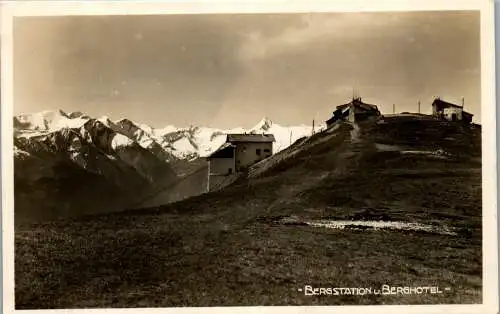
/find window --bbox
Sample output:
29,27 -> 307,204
228,168 -> 232,174
264,148 -> 270,153
256,149 -> 261,156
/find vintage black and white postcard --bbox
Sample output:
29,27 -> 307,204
1,0 -> 498,313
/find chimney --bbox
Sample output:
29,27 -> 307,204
461,97 -> 465,109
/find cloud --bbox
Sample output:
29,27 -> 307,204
236,13 -> 404,62
237,14 -> 337,61
14,12 -> 481,126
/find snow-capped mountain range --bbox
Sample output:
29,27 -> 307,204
13,109 -> 323,222
14,109 -> 323,162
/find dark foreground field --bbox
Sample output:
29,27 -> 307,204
15,115 -> 482,308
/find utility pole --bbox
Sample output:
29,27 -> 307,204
462,97 -> 465,109
207,160 -> 211,192
312,119 -> 315,135
418,100 -> 421,114
393,104 -> 396,114
289,130 -> 292,146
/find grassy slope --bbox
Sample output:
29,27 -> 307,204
14,157 -> 138,224
15,115 -> 482,308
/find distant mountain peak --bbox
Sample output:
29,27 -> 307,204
39,109 -> 69,117
58,109 -> 69,117
253,116 -> 273,131
115,118 -> 135,126
14,110 -> 316,161
14,109 -> 88,132
69,111 -> 90,119
97,116 -> 114,127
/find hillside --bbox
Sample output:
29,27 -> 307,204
15,114 -> 482,308
14,119 -> 178,223
137,162 -> 209,208
14,111 -> 317,221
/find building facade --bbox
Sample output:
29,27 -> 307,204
431,98 -> 473,123
443,107 -> 463,121
206,133 -> 275,192
326,97 -> 381,127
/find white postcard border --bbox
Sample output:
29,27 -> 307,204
1,1 -> 497,314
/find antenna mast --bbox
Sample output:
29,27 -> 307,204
352,88 -> 359,100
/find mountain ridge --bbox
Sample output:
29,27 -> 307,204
14,110 -> 321,160
13,110 -> 322,222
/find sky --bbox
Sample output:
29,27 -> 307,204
13,11 -> 481,129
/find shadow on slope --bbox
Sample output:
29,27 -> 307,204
15,115 -> 482,308
14,158 -> 137,225
100,116 -> 481,228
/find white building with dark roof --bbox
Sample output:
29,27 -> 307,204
206,133 -> 275,192
431,98 -> 473,123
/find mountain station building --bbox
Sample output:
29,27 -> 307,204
431,98 -> 473,123
326,97 -> 381,127
206,133 -> 275,192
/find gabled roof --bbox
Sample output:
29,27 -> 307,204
326,116 -> 338,125
432,98 -> 463,109
336,98 -> 379,112
206,142 -> 236,159
226,133 -> 276,143
326,115 -> 336,122
326,105 -> 351,125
